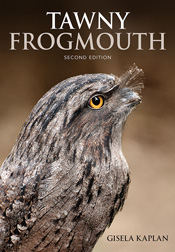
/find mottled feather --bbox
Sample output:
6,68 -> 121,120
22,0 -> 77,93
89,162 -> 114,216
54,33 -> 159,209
0,65 -> 143,252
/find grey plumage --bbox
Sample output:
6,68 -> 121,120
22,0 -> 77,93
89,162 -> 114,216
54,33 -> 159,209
0,65 -> 144,252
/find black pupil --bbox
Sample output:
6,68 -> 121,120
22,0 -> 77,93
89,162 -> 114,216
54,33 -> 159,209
92,96 -> 100,105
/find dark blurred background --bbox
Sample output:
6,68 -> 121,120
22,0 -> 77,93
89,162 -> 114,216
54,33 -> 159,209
0,1 -> 175,251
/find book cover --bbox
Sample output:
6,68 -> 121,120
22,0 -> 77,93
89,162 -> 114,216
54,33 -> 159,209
0,1 -> 174,251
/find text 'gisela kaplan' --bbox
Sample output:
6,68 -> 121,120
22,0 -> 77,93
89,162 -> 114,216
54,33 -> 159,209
107,235 -> 168,242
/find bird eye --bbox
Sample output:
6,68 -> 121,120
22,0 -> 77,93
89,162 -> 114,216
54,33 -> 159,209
88,95 -> 104,109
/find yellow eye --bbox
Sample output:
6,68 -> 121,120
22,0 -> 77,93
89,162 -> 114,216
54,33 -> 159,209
89,95 -> 104,109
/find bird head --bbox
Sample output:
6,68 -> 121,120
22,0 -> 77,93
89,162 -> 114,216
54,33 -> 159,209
58,65 -> 144,160
5,65 -> 143,168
